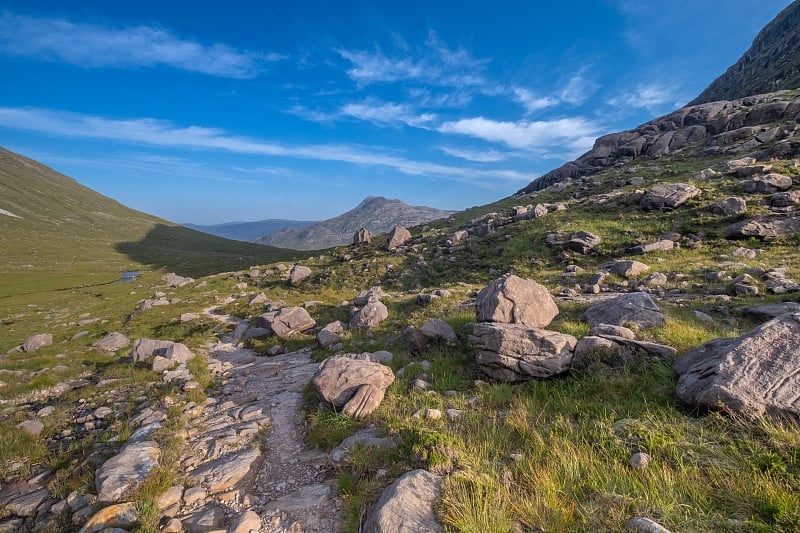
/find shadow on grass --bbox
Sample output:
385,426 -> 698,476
115,224 -> 310,278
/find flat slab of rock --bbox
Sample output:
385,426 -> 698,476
92,332 -> 130,352
640,183 -> 700,210
601,260 -> 650,278
725,215 -> 800,239
581,292 -> 665,330
264,306 -> 316,338
674,313 -> 800,421
476,274 -> 559,328
96,441 -> 160,502
189,447 -> 262,494
470,322 -> 576,382
263,483 -> 331,512
363,469 -> 444,533
743,302 -> 800,322
312,355 -> 395,419
0,485 -> 49,517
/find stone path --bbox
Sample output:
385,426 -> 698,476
201,306 -> 344,533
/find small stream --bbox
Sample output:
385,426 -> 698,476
114,271 -> 142,283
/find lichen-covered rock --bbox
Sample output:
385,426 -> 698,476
711,197 -> 747,216
476,274 -> 558,328
350,301 -> 389,330
640,183 -> 700,210
470,322 -> 576,382
581,292 -> 665,330
674,313 -> 800,421
96,441 -> 160,502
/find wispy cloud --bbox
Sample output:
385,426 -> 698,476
558,75 -> 598,105
340,99 -> 437,128
512,88 -> 559,114
440,146 -> 508,163
438,116 -> 603,152
337,31 -> 491,87
0,107 -> 533,186
608,83 -> 678,109
0,12 -> 281,78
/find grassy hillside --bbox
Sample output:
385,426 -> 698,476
0,147 -> 306,297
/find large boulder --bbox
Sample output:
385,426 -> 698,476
263,307 -> 316,338
475,274 -> 559,328
92,332 -> 130,352
386,226 -> 412,251
601,260 -> 650,278
711,197 -> 747,216
23,333 -> 53,353
725,215 -> 800,239
353,227 -> 373,245
189,447 -> 262,494
96,441 -> 160,502
354,286 -> 388,306
581,292 -> 665,330
673,313 -> 800,421
640,183 -> 700,211
741,173 -> 793,193
289,264 -> 312,285
565,231 -> 602,254
470,322 -> 576,382
350,301 -> 389,330
419,318 -> 457,344
131,339 -> 194,364
363,469 -> 444,533
312,355 -> 395,419
161,273 -> 194,288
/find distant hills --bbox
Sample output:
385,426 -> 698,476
255,196 -> 454,250
183,219 -> 317,242
0,147 -> 304,291
689,0 -> 800,105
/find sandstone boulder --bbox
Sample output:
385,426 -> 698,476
601,260 -> 650,278
386,226 -> 412,251
673,313 -> 800,421
289,264 -> 312,285
741,173 -> 793,193
565,231 -> 602,254
92,332 -> 130,352
581,292 -> 665,329
470,322 -> 576,382
476,274 -> 559,328
363,469 -> 444,533
640,183 -> 700,210
350,301 -> 389,330
418,318 -> 457,343
312,355 -> 395,419
263,307 -> 316,338
353,227 -> 373,245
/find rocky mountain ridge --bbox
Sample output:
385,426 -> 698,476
517,89 -> 800,194
255,196 -> 453,250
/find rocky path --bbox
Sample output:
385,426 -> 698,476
202,306 -> 344,533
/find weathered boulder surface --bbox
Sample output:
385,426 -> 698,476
419,318 -> 457,343
23,333 -> 52,353
601,260 -> 650,278
354,286 -> 388,306
353,227 -> 373,245
565,231 -> 602,254
96,441 -> 160,502
350,301 -> 389,330
131,338 -> 194,364
161,272 -> 194,287
744,302 -> 800,322
80,502 -> 139,532
386,226 -> 412,250
312,355 -> 395,419
741,172 -> 793,193
363,469 -> 444,533
470,322 -> 576,382
289,264 -> 312,285
331,427 -> 396,466
673,313 -> 800,421
581,293 -> 665,329
640,183 -> 700,211
725,215 -> 800,239
628,240 -> 674,255
260,306 -> 316,338
189,447 -> 262,494
711,197 -> 747,216
476,274 -> 559,328
92,332 -> 130,352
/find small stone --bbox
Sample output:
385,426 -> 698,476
445,409 -> 464,422
36,406 -> 56,417
425,409 -> 442,420
16,420 -> 44,437
183,486 -> 206,506
629,452 -> 651,470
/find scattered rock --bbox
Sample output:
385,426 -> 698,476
131,338 -> 194,363
262,307 -> 316,338
644,272 -> 668,286
88,332 -> 129,353
80,502 -> 138,532
419,318 -> 457,343
626,516 -> 672,533
353,227 -> 373,245
640,183 -> 700,210
744,302 -> 800,322
354,286 -> 388,305
2,485 -> 49,517
350,300 -> 389,330
15,420 -> 44,437
674,313 -> 800,421
565,231 -> 602,254
601,260 -> 650,278
189,447 -> 262,494
317,329 -> 342,348
96,441 -> 160,502
23,333 -> 52,353
363,469 -> 444,533
725,215 -> 800,239
331,427 -> 396,466
742,173 -> 793,193
312,355 -> 395,419
289,264 -> 312,285
628,240 -> 674,255
470,322 -> 576,382
386,226 -> 412,251
476,274 -> 559,328
629,452 -> 651,470
162,273 -> 194,288
581,292 -> 665,329
229,510 -> 262,533
248,292 -> 268,306
711,197 -> 747,216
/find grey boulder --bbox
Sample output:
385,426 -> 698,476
419,318 -> 457,343
289,264 -> 312,285
23,333 -> 53,353
363,469 -> 444,533
350,301 -> 389,330
476,274 -> 559,328
565,231 -> 602,254
386,226 -> 412,251
92,332 -> 130,352
96,441 -> 160,502
640,183 -> 700,211
312,355 -> 395,419
581,292 -> 665,330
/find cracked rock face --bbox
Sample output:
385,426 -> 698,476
475,274 -> 559,328
311,355 -> 395,419
673,313 -> 800,422
95,440 -> 161,502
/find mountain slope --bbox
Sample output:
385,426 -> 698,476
0,147 -> 304,292
689,0 -> 800,106
255,196 -> 454,250
183,219 -> 317,242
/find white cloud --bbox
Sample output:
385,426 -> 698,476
559,75 -> 598,105
512,88 -> 559,114
0,12 -> 279,78
340,99 -> 437,128
440,147 -> 508,163
0,107 -> 533,185
608,84 -> 676,109
438,116 -> 603,151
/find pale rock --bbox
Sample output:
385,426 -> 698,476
601,260 -> 650,278
96,441 -> 160,502
79,502 -> 138,532
386,226 -> 412,251
289,265 -> 312,285
419,318 -> 457,343
92,333 -> 130,352
312,355 -> 395,419
476,274 -> 559,328
15,420 -> 44,437
189,447 -> 261,494
581,292 -> 665,329
350,301 -> 389,330
23,333 -> 52,353
363,470 -> 444,533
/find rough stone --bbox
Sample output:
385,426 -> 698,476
744,302 -> 800,322
180,506 -> 225,533
711,197 -> 747,216
470,322 -> 576,382
363,469 -> 444,533
162,273 -> 194,288
565,231 -> 602,254
317,329 -> 341,348
312,355 -> 395,419
674,313 -> 800,421
629,452 -> 652,470
626,517 -> 672,533
263,307 -> 316,338
96,441 -> 160,502
229,510 -> 262,533
289,264 -> 312,285
1,485 -> 49,517
155,485 -> 183,510
386,226 -> 412,251
350,301 -> 389,330
628,240 -> 674,255
92,332 -> 130,352
23,333 -> 52,353
742,173 -> 793,193
354,286 -> 388,306
331,427 -> 396,466
640,183 -> 700,210
601,260 -> 650,278
725,215 -> 800,239
589,324 -> 636,340
79,502 -> 138,532
189,447 -> 262,494
15,420 -> 44,437
353,227 -> 373,245
418,318 -> 457,343
644,272 -> 668,286
475,274 -> 559,328
581,292 -> 665,329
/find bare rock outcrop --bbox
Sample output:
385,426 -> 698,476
725,215 -> 800,239
386,226 -> 412,251
673,313 -> 800,421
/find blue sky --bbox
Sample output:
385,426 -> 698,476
0,1 -> 792,224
